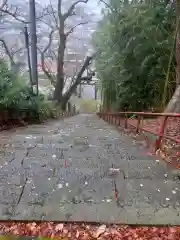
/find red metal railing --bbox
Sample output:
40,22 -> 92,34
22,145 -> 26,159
97,111 -> 180,152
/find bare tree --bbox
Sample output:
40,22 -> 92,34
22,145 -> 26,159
38,0 -> 95,110
0,0 -> 47,23
0,0 -> 47,75
0,13 -> 26,74
0,38 -> 25,73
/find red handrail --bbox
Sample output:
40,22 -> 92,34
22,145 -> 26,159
97,111 -> 180,151
99,111 -> 180,117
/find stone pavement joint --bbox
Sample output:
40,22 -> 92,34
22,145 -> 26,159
0,114 -> 179,224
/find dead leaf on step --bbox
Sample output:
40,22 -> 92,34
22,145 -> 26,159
55,223 -> 64,232
94,225 -> 106,238
156,149 -> 160,156
76,230 -> 80,239
159,150 -> 166,160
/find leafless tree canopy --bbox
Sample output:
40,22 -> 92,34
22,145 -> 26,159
36,0 -> 97,108
0,0 -> 48,73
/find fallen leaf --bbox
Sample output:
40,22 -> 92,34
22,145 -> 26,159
76,230 -> 80,239
94,225 -> 106,238
63,228 -> 68,234
0,221 -> 179,239
55,223 -> 64,232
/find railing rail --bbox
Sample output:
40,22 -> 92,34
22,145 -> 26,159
97,111 -> 180,151
98,111 -> 180,117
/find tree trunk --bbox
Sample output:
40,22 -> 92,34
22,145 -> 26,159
165,85 -> 180,112
61,101 -> 67,111
94,84 -> 97,100
61,55 -> 94,106
55,52 -> 94,110
54,20 -> 66,101
55,97 -> 67,111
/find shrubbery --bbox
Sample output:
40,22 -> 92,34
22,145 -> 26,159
0,59 -> 56,120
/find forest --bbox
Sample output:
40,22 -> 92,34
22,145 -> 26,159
93,0 -> 180,113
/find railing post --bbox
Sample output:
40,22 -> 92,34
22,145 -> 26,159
115,115 -> 118,125
155,116 -> 168,151
136,115 -> 141,134
118,115 -> 121,126
112,114 -> 114,124
124,114 -> 128,128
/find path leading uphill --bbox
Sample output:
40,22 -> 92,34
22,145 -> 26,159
0,114 -> 179,224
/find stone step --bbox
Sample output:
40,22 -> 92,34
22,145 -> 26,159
116,179 -> 180,209
11,200 -> 180,224
116,159 -> 176,180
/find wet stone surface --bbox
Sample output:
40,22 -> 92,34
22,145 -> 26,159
0,114 -> 180,223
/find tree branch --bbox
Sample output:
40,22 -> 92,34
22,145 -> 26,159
58,0 -> 62,17
44,61 -> 56,84
63,0 -> 89,20
42,30 -> 54,53
0,39 -> 15,64
11,47 -> 24,56
63,54 -> 95,101
65,21 -> 89,36
0,0 -> 7,10
48,1 -> 59,29
0,3 -> 28,23
39,51 -> 56,86
36,7 -> 50,22
37,30 -> 56,85
99,0 -> 114,12
50,50 -> 58,61
0,2 -> 48,23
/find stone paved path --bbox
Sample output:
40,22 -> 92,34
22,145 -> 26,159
0,114 -> 180,224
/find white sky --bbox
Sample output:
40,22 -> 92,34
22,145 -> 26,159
38,0 -> 102,14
